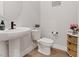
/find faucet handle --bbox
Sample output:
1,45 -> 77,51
11,21 -> 16,29
14,24 -> 16,26
11,21 -> 16,25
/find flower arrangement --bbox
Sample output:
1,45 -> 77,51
70,23 -> 79,34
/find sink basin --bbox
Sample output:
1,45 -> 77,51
0,27 -> 31,41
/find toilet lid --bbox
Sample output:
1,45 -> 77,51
39,38 -> 53,44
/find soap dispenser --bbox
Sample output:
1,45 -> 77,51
0,20 -> 5,30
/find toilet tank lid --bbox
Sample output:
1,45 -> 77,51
39,38 -> 54,43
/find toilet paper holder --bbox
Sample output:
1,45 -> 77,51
52,31 -> 58,39
52,32 -> 58,34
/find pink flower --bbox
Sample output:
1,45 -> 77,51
70,23 -> 78,30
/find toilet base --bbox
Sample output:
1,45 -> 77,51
38,44 -> 51,55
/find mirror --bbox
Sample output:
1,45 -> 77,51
3,1 -> 23,21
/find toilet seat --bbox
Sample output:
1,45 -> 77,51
38,38 -> 53,44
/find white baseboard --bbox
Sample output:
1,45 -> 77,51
53,44 -> 67,51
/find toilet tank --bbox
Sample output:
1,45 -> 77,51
32,29 -> 41,40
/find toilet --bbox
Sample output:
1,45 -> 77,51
32,29 -> 54,55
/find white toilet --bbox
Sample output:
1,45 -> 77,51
32,29 -> 54,55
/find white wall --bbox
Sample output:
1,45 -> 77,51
40,1 -> 78,51
77,2 -> 79,57
15,1 -> 40,28
3,1 -> 40,29
0,1 -> 3,16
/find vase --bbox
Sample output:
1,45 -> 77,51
72,30 -> 78,34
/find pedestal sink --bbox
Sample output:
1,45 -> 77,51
0,27 -> 31,41
0,27 -> 32,57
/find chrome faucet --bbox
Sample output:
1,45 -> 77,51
11,21 -> 16,29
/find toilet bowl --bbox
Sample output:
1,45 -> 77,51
37,38 -> 53,55
32,29 -> 54,55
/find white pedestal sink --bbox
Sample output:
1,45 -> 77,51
0,27 -> 31,41
0,27 -> 32,57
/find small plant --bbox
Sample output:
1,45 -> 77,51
70,23 -> 79,33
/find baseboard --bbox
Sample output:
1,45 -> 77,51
53,44 -> 67,51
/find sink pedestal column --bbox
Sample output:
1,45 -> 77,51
0,41 -> 8,57
9,39 -> 20,57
